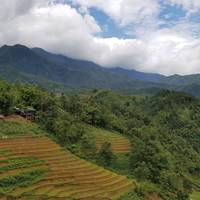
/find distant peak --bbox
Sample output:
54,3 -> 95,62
172,74 -> 182,77
13,44 -> 30,49
1,44 -> 29,50
32,47 -> 47,53
1,45 -> 9,48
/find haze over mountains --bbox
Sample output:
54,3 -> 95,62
1,44 -> 200,96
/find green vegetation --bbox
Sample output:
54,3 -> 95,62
118,190 -> 143,200
110,153 -> 131,176
97,142 -> 116,167
0,44 -> 167,93
0,168 -> 48,194
191,191 -> 200,200
0,141 -> 49,197
118,182 -> 162,200
0,156 -> 44,173
0,149 -> 12,157
0,121 -> 46,138
0,79 -> 200,200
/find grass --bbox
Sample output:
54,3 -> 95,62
0,156 -> 45,173
0,120 -> 46,138
0,149 -> 12,157
191,191 -> 200,200
0,168 -> 48,194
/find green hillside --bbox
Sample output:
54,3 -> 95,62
2,45 -> 200,96
191,191 -> 200,200
0,120 -> 45,138
0,79 -> 199,200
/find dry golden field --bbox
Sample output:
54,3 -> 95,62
0,136 -> 134,200
87,126 -> 131,153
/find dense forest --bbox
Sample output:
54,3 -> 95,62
0,79 -> 200,200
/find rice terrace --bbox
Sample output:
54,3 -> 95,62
0,136 -> 134,199
86,126 -> 131,153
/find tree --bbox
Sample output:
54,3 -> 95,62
98,142 -> 115,167
60,93 -> 69,111
177,190 -> 189,200
54,116 -> 84,145
80,134 -> 96,159
130,139 -> 170,183
0,86 -> 13,115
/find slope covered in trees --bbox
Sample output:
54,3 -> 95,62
0,79 -> 199,200
0,44 -> 165,92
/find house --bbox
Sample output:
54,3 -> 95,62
24,107 -> 36,120
14,107 -> 36,121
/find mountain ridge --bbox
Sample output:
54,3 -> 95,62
0,44 -> 167,91
1,44 -> 200,96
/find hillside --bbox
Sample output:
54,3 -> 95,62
0,80 -> 199,200
191,191 -> 200,200
0,117 -> 45,138
161,74 -> 200,86
0,136 -> 134,199
160,75 -> 200,96
2,44 -> 200,96
85,126 -> 131,153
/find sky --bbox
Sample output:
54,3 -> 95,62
0,0 -> 200,75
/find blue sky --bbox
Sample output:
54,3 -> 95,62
1,0 -> 200,75
68,2 -> 132,38
90,8 -> 130,38
67,0 -> 200,39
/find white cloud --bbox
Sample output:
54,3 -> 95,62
0,2 -> 101,58
69,0 -> 160,27
167,0 -> 200,13
0,0 -> 200,75
83,14 -> 102,33
0,0 -> 46,21
91,30 -> 200,75
139,29 -> 200,75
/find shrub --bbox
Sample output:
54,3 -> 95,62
98,142 -> 115,167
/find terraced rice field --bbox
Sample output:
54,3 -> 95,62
87,126 -> 131,153
0,136 -> 134,200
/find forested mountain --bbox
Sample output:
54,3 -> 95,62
161,74 -> 200,86
0,44 -> 164,91
106,67 -> 165,82
2,44 -> 200,96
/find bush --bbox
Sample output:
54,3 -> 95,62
98,142 -> 115,167
80,134 -> 96,159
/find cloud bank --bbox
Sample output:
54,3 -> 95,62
0,0 -> 200,75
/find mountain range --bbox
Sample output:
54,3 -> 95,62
1,44 -> 200,96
